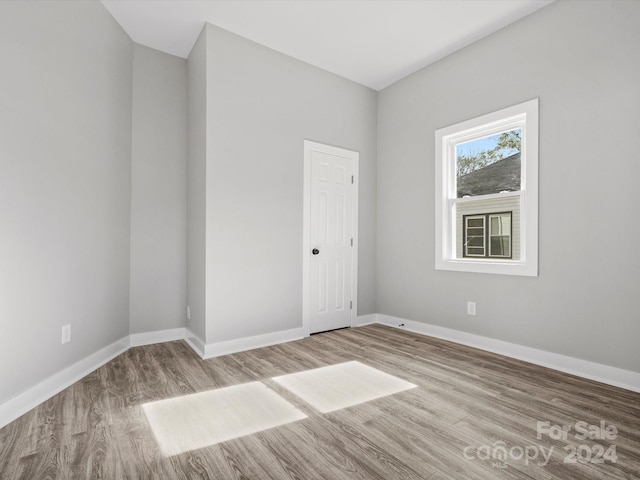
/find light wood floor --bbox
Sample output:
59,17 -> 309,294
1,324 -> 639,479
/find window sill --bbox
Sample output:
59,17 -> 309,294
435,258 -> 537,277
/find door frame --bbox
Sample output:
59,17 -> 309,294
302,140 -> 359,337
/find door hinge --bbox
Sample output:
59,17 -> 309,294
350,301 -> 353,309
351,175 -> 354,184
351,238 -> 353,247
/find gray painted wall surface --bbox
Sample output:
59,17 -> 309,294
130,44 -> 187,334
377,0 -> 640,372
0,1 -> 133,403
186,29 -> 208,341
203,24 -> 377,343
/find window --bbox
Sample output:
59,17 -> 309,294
463,212 -> 512,259
435,99 -> 538,276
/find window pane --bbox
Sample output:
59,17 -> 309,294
467,218 -> 484,228
467,236 -> 484,247
466,247 -> 485,256
490,237 -> 511,257
456,129 -> 522,198
490,214 -> 511,235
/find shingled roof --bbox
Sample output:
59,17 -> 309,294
457,152 -> 521,197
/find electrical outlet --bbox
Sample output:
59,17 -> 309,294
467,301 -> 477,316
61,324 -> 71,344
187,305 -> 191,320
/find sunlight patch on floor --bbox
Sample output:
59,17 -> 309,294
142,381 -> 307,456
272,361 -> 417,413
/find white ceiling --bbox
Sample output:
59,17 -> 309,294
101,0 -> 554,91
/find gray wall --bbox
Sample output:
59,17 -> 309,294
203,24 -> 377,343
0,1 -> 133,403
186,29 -> 208,342
377,0 -> 640,372
130,44 -> 187,334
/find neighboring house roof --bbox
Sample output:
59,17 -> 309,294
457,152 -> 521,197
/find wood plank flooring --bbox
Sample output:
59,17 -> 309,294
1,324 -> 638,479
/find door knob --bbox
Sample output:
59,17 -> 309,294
312,248 -> 320,255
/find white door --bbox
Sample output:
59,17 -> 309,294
303,141 -> 358,335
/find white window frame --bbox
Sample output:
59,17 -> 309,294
435,99 -> 538,276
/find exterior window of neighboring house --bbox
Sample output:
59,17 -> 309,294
463,212 -> 512,258
435,99 -> 538,276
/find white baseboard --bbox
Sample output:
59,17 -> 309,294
354,314 -> 378,327
376,314 -> 640,393
0,336 -> 130,429
184,328 -> 206,359
183,327 -> 307,360
130,327 -> 186,347
202,327 -> 305,359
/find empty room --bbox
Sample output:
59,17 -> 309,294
1,1 -> 639,478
